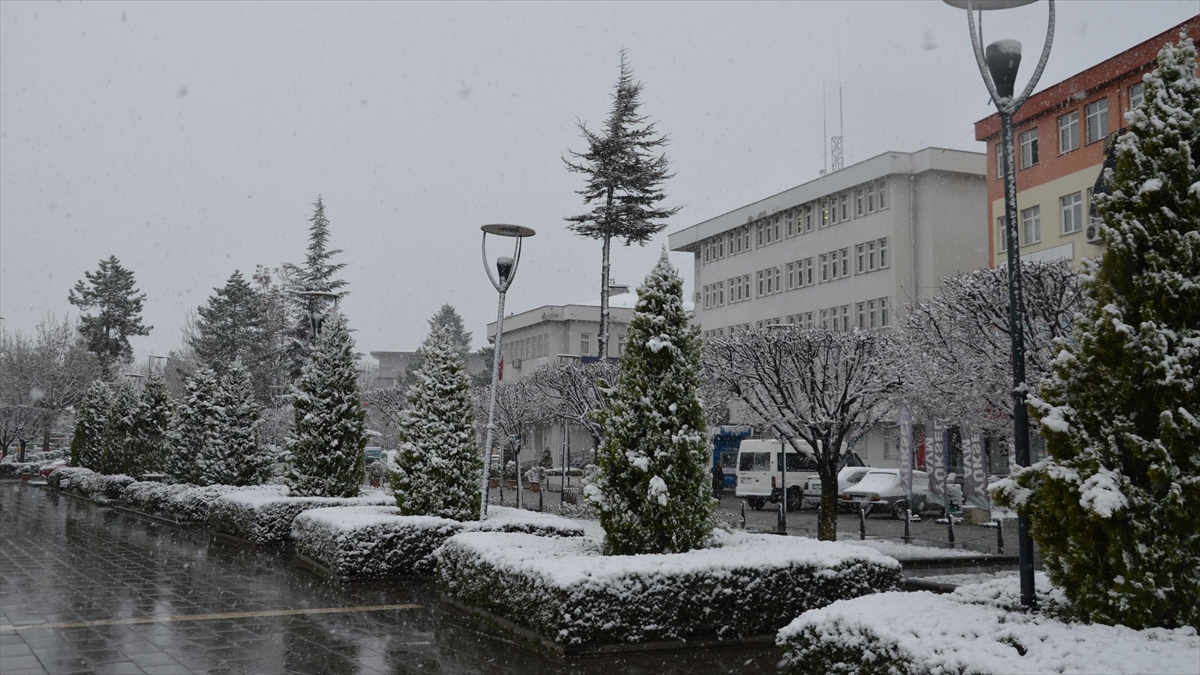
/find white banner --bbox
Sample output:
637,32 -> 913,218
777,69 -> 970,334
898,404 -> 913,495
961,422 -> 990,510
926,418 -> 946,508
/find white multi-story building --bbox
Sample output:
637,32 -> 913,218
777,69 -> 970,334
668,147 -> 987,339
667,147 -> 988,468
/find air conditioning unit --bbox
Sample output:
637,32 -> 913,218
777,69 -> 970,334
1085,221 -> 1103,244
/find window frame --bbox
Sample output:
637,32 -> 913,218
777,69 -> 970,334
1061,191 -> 1083,235
1019,127 -> 1039,169
1085,98 -> 1109,145
1058,111 -> 1080,154
1022,205 -> 1042,245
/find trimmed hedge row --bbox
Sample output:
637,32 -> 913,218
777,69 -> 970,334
775,590 -> 1200,675
437,529 -> 901,647
293,506 -> 585,579
206,488 -> 395,545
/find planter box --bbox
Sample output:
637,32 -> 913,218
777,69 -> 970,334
438,529 -> 901,651
528,481 -> 541,493
505,480 -> 518,490
489,478 -> 500,488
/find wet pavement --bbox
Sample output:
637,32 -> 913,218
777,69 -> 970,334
1,482 -> 780,674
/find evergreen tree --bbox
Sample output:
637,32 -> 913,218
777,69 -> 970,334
586,251 -> 714,555
996,35 -> 1200,630
190,271 -> 263,379
404,304 -> 473,385
70,381 -> 110,471
251,265 -> 292,404
126,371 -> 172,477
391,324 -> 481,521
202,364 -> 271,486
100,381 -> 138,476
283,198 -> 349,381
168,367 -> 221,485
285,312 -> 367,497
67,256 -> 151,375
565,51 -> 680,362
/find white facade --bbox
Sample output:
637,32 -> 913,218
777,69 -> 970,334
668,147 -> 987,338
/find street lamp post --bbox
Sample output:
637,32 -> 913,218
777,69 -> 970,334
480,224 -> 535,519
944,0 -> 1054,609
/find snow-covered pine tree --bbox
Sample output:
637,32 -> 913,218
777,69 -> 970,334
565,51 -> 680,362
403,304 -> 472,385
391,324 -> 481,521
126,371 -> 172,477
168,367 -> 221,485
203,364 -> 271,486
190,271 -> 263,379
586,250 -> 714,555
67,256 -> 151,377
283,198 -> 349,381
995,34 -> 1200,630
70,381 -> 110,471
101,380 -> 138,476
285,312 -> 366,497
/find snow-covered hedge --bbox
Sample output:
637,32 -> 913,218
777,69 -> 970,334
207,487 -> 394,545
293,506 -> 585,580
50,468 -> 136,500
121,481 -> 186,515
776,589 -> 1199,675
437,529 -> 900,647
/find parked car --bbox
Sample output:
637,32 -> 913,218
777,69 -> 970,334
802,466 -> 871,508
839,469 -> 930,519
39,459 -> 69,479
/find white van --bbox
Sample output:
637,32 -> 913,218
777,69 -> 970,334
734,439 -> 816,511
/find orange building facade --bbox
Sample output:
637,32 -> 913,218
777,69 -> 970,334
975,16 -> 1199,267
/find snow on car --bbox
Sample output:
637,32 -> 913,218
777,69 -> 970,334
803,466 -> 871,508
839,469 -> 930,519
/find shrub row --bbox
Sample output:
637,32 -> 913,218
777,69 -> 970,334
775,589 -> 1200,675
206,487 -> 395,545
293,505 -> 585,580
437,529 -> 901,647
0,449 -> 67,478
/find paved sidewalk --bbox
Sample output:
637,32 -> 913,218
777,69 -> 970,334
1,482 -> 778,675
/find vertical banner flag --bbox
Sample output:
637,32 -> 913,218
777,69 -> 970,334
961,422 -> 989,510
898,404 -> 913,495
927,418 -> 946,509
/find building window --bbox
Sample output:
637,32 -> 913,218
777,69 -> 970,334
773,216 -> 782,242
866,182 -> 876,212
867,240 -> 877,271
855,188 -> 864,217
802,204 -> 814,233
878,237 -> 889,268
840,305 -> 851,332
804,257 -> 814,286
820,309 -> 829,329
756,223 -> 764,247
997,216 -> 1007,252
742,228 -> 751,251
1019,127 -> 1039,169
839,192 -> 850,221
1058,111 -> 1079,154
857,302 -> 866,329
702,241 -> 710,263
856,244 -> 866,274
786,262 -> 796,290
869,299 -> 878,329
1085,98 -> 1108,144
786,211 -> 796,238
820,253 -> 829,283
1022,205 -> 1041,245
1061,192 -> 1083,234
1129,81 -> 1144,110
839,248 -> 849,278
580,333 -> 591,356
820,198 -> 831,228
877,179 -> 888,209
743,274 -> 751,301
880,297 -> 890,327
716,237 -> 724,258
717,280 -> 725,305
757,270 -> 765,297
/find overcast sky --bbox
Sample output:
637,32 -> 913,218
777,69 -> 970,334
2,1 -> 1195,363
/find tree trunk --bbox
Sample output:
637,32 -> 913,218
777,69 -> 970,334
17,438 -> 28,464
599,232 -> 611,362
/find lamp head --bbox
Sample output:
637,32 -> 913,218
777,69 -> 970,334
985,40 -> 1023,99
496,256 -> 515,283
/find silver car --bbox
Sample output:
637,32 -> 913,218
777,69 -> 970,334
839,469 -> 929,519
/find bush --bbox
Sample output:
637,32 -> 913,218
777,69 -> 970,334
293,506 -> 462,578
776,590 -> 1200,675
47,466 -> 95,491
121,481 -> 192,516
207,487 -> 394,545
165,484 -> 241,526
55,470 -> 135,500
0,449 -> 66,478
437,529 -> 899,647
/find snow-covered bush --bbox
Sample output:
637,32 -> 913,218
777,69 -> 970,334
207,486 -> 392,545
437,529 -> 899,647
390,324 -> 481,521
0,448 -> 66,478
165,484 -> 241,526
776,591 -> 1200,675
47,466 -> 95,491
121,481 -> 186,515
285,312 -> 367,497
994,35 -> 1200,630
294,505 -> 583,580
293,506 -> 461,578
57,471 -> 135,500
588,252 -> 714,555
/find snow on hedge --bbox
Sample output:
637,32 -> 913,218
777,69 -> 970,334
777,590 -> 1199,675
293,506 -> 584,579
206,486 -> 394,545
844,539 -> 1001,562
437,529 -> 900,647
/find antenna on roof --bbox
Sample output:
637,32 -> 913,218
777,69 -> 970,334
831,47 -> 845,173
821,86 -> 828,176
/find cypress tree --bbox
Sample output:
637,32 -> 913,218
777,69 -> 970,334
285,312 -> 367,497
587,250 -> 714,555
70,381 -> 110,471
168,367 -> 221,485
127,371 -> 172,477
997,35 -> 1200,629
101,381 -> 138,476
206,364 -> 272,486
391,324 -> 481,522
283,198 -> 349,381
